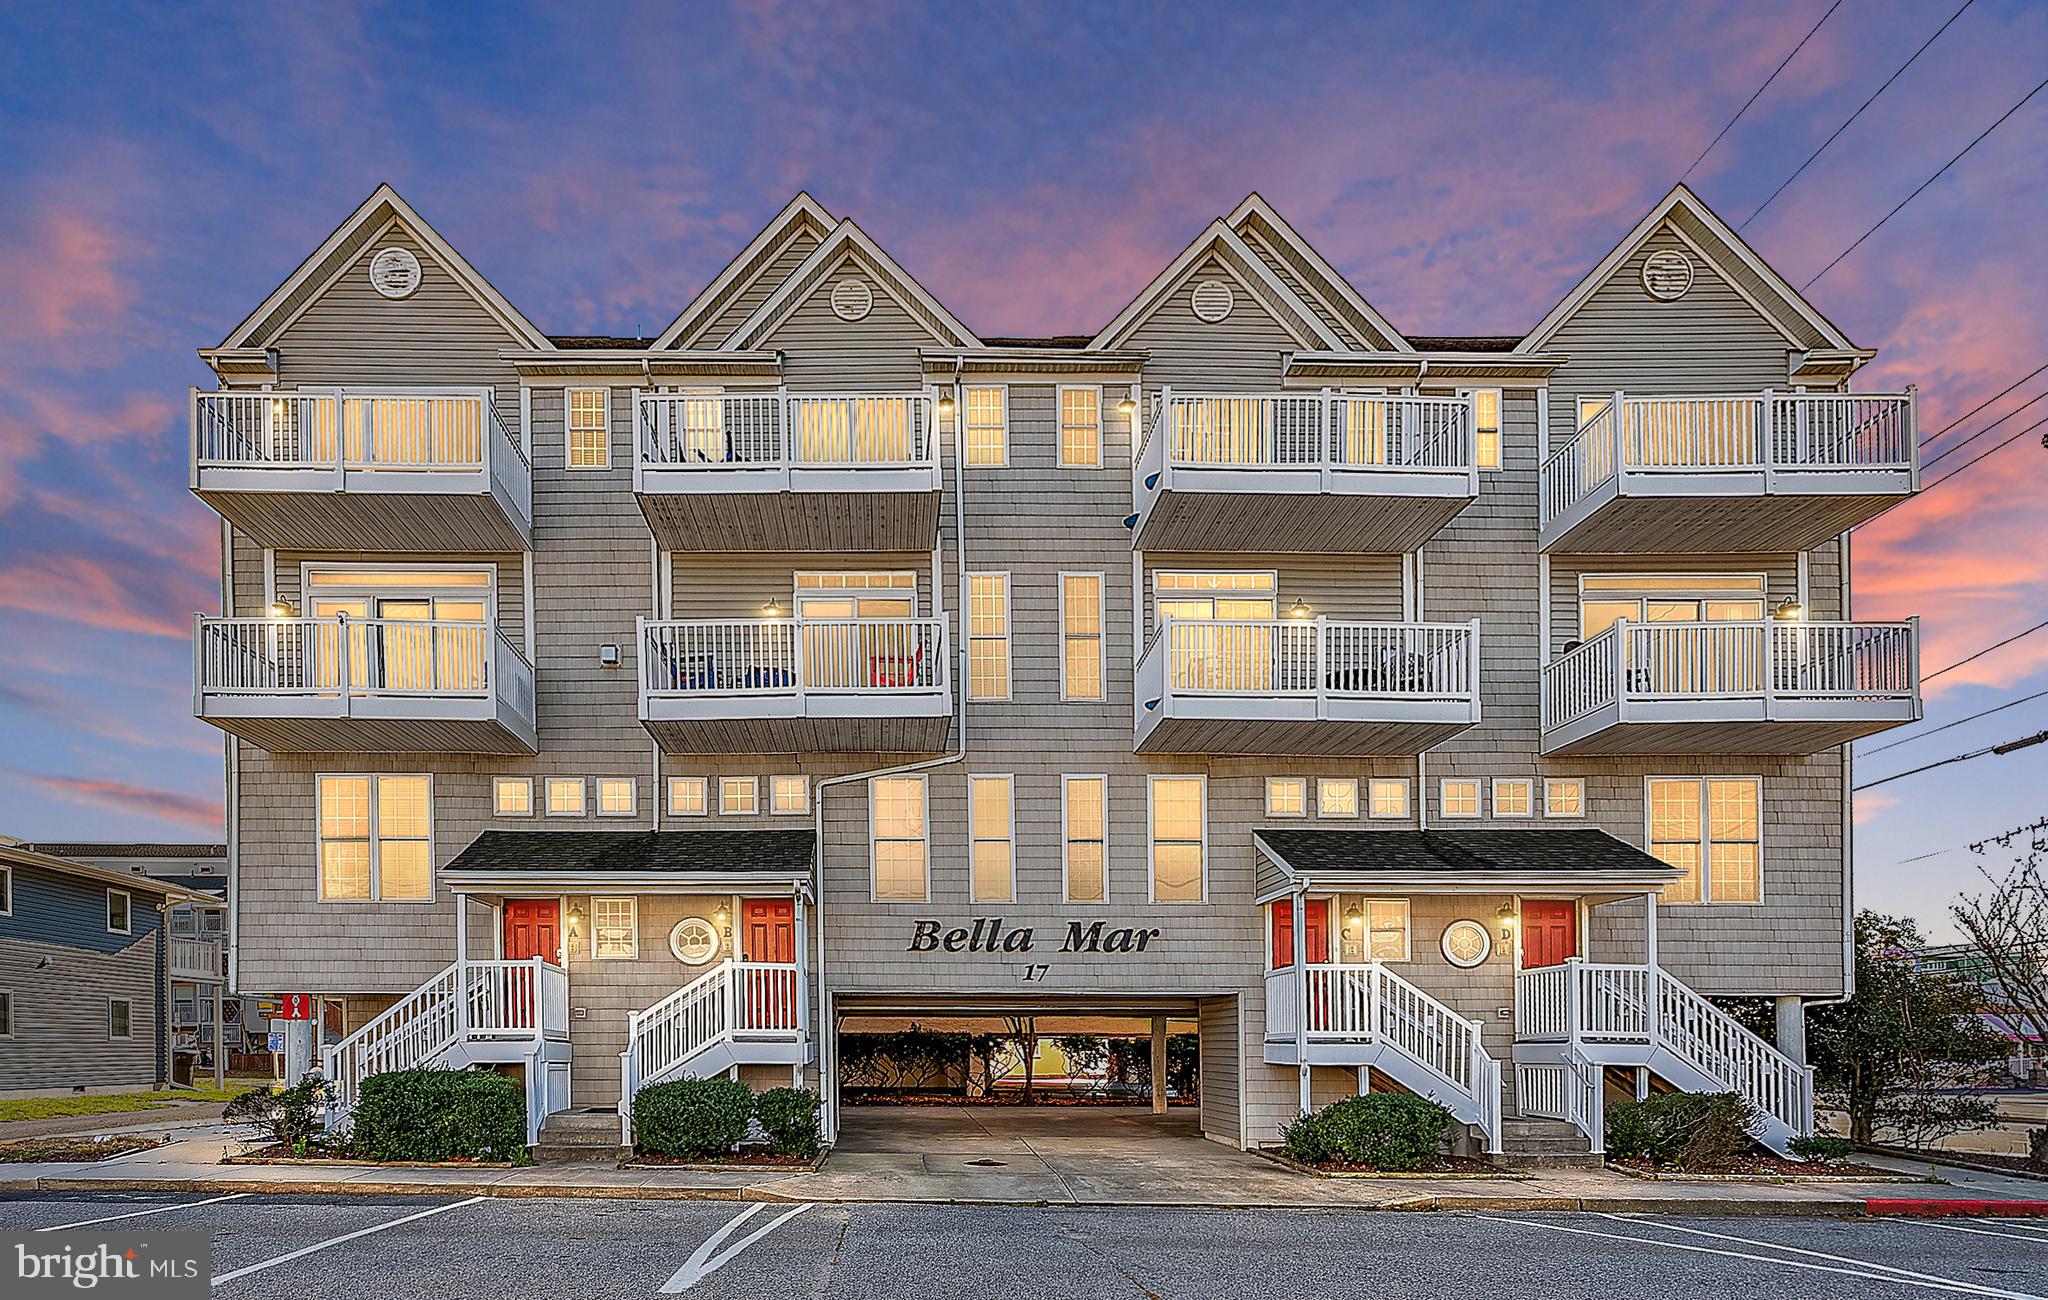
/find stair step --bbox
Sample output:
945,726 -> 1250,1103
534,1144 -> 630,1166
1490,1151 -> 1606,1170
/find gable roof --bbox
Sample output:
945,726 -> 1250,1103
1227,194 -> 1412,352
719,218 -> 981,351
213,184 -> 552,353
653,193 -> 835,350
1518,184 -> 1858,355
1090,218 -> 1344,352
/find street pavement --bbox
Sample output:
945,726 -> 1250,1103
5,1191 -> 2048,1298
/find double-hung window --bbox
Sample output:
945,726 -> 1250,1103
592,898 -> 637,960
969,573 -> 1011,700
964,387 -> 1006,466
1649,777 -> 1762,904
872,775 -> 929,902
1364,900 -> 1412,961
318,774 -> 432,901
1059,386 -> 1101,467
1064,776 -> 1107,903
1060,573 -> 1105,701
108,998 -> 132,1040
106,889 -> 131,935
970,775 -> 1015,904
1471,389 -> 1502,470
567,388 -> 610,469
1148,776 -> 1206,903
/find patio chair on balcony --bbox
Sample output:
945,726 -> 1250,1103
869,646 -> 925,689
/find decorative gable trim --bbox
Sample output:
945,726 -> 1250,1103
1090,220 -> 1342,352
213,184 -> 551,354
1227,194 -> 1412,352
720,219 -> 981,350
1518,184 -> 1857,355
654,192 -> 835,350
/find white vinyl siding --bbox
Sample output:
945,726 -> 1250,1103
1649,776 -> 1762,904
970,775 -> 1015,904
1149,775 -> 1206,903
318,774 -> 432,901
964,386 -> 1006,466
1060,572 -> 1105,701
969,573 -> 1012,700
1063,776 -> 1107,904
872,775 -> 929,902
567,387 -> 610,469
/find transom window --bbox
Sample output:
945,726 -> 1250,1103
1439,779 -> 1480,819
493,777 -> 533,817
872,776 -> 929,902
667,776 -> 708,817
1266,776 -> 1307,819
970,775 -> 1015,904
592,898 -> 637,960
1059,386 -> 1101,467
1149,776 -> 1206,903
1318,778 -> 1359,818
1579,574 -> 1767,641
1064,775 -> 1108,904
1649,776 -> 1762,904
318,774 -> 432,901
567,388 -> 610,469
963,386 -> 1006,466
720,777 -> 760,816
1368,779 -> 1410,820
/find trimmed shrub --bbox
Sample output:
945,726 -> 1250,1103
349,1067 -> 525,1162
1604,1092 -> 1761,1169
1788,1133 -> 1855,1163
223,1078 -> 324,1153
634,1076 -> 752,1158
755,1087 -> 823,1158
2029,1127 -> 2048,1169
1282,1094 -> 1451,1171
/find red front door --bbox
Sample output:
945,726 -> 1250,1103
1521,900 -> 1577,968
1270,899 -> 1330,968
503,899 -> 560,963
741,899 -> 796,1030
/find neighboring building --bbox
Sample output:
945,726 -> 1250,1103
189,183 -> 1922,1154
0,839 -> 218,1095
1915,941 -> 2047,1083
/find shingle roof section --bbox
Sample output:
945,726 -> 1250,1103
548,334 -> 659,349
443,830 -> 814,875
27,842 -> 226,858
1405,335 -> 1524,353
980,335 -> 1096,349
1257,828 -> 1677,875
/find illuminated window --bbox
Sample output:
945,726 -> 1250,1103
720,777 -> 760,816
1368,779 -> 1410,820
1064,776 -> 1107,903
318,774 -> 432,901
1149,776 -> 1205,903
1439,779 -> 1480,819
1266,777 -> 1307,818
592,897 -> 637,960
1545,778 -> 1586,818
969,573 -> 1011,700
1059,386 -> 1101,467
1649,777 -> 1761,904
964,386 -> 1006,466
597,778 -> 637,817
1472,389 -> 1502,469
567,388 -> 610,469
872,776 -> 929,902
545,777 -> 586,818
667,776 -> 708,817
493,777 -> 533,817
1061,573 -> 1104,701
1493,778 -> 1534,818
1578,573 -> 1766,641
1366,899 -> 1411,961
1318,778 -> 1360,818
771,776 -> 809,816
970,775 -> 1015,903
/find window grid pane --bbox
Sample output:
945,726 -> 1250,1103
1545,778 -> 1584,817
1061,573 -> 1104,700
720,777 -> 759,815
1150,778 -> 1204,902
493,778 -> 532,816
1266,777 -> 1307,818
964,387 -> 1005,465
1318,779 -> 1359,818
772,777 -> 809,815
1060,388 -> 1100,466
668,777 -> 708,816
1065,776 -> 1107,903
1368,779 -> 1409,819
873,776 -> 929,901
568,389 -> 608,468
594,898 -> 636,959
1441,780 -> 1479,817
1494,779 -> 1533,817
598,778 -> 635,815
547,778 -> 585,816
969,574 -> 1010,699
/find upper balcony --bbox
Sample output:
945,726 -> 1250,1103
194,614 -> 537,754
1539,391 -> 1917,552
1132,390 -> 1478,553
191,389 -> 531,552
639,616 -> 951,753
1135,617 -> 1480,755
1540,617 -> 1920,756
634,391 -> 942,552
168,937 -> 226,983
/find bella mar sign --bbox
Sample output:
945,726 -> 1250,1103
908,917 -> 1162,954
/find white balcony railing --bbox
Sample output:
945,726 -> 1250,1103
1541,618 -> 1919,732
1141,618 -> 1479,702
1140,389 -> 1475,476
640,617 -> 947,700
618,959 -> 805,1143
194,615 -> 535,716
193,388 -> 525,476
168,937 -> 225,982
637,391 -> 935,472
1541,391 -> 1917,526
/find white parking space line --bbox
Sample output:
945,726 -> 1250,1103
661,1202 -> 813,1294
1598,1214 -> 2048,1297
211,1195 -> 486,1288
1977,1218 -> 2048,1238
36,1192 -> 251,1232
1482,1214 -> 2048,1299
1912,1219 -> 2048,1244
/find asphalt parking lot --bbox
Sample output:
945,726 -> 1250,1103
4,1191 -> 2047,1298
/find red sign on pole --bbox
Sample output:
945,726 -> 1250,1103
276,994 -> 313,1021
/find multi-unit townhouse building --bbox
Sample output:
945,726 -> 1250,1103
189,183 -> 1922,1157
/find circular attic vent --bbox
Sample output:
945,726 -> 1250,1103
1641,249 -> 1694,301
368,247 -> 423,300
1191,278 -> 1234,323
830,277 -> 874,322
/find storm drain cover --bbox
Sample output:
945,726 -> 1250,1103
966,1158 -> 1007,1167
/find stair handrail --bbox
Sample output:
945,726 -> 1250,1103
1361,963 -> 1502,1152
321,960 -> 464,1125
1650,967 -> 1813,1138
618,961 -> 737,1144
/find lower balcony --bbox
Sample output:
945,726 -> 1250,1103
194,615 -> 538,754
639,616 -> 952,753
1134,619 -> 1480,755
1540,618 -> 1920,756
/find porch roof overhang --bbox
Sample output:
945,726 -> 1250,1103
1251,828 -> 1682,904
1284,350 -> 1569,385
440,829 -> 814,895
499,349 -> 784,381
919,347 -> 1147,379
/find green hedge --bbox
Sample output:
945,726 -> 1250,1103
349,1067 -> 525,1162
755,1087 -> 822,1158
1604,1092 -> 1760,1168
1282,1094 -> 1450,1170
633,1077 -> 753,1158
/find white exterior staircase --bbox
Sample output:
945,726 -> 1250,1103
1266,961 -> 1503,1153
1514,959 -> 1815,1155
617,959 -> 806,1144
321,958 -> 571,1146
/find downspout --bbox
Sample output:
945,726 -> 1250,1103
650,537 -> 663,832
1414,544 -> 1427,832
811,363 -> 971,1144
221,517 -> 240,995
1810,524 -> 1858,1009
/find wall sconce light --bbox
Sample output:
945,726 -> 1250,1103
1288,599 -> 1313,620
1344,902 -> 1363,931
1496,901 -> 1517,945
1773,598 -> 1805,622
599,643 -> 622,668
761,598 -> 785,619
937,390 -> 956,417
1117,391 -> 1137,417
268,600 -> 298,619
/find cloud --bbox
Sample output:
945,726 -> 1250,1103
8,771 -> 223,834
0,553 -> 196,639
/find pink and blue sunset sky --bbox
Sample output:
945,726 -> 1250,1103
0,1 -> 2042,938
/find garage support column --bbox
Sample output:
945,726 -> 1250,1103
1150,1016 -> 1167,1114
1774,996 -> 1808,1065
1293,889 -> 1309,1116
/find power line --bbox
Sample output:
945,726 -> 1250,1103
1681,0 -> 1845,182
1920,361 -> 2048,448
1854,729 -> 2048,791
1924,388 -> 2047,468
1862,687 -> 2048,756
1740,0 -> 1976,230
1925,616 -> 2048,683
1925,410 -> 2048,488
1805,73 -> 2048,289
